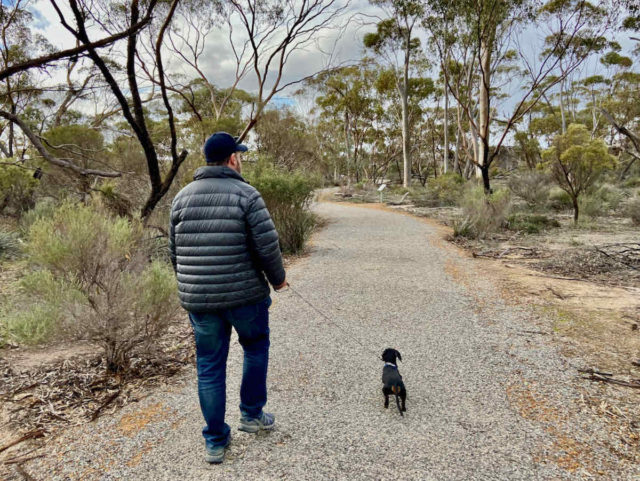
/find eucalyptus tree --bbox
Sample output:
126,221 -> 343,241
364,0 -> 424,187
309,64 -> 379,183
428,0 -> 610,193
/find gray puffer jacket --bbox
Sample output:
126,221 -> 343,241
169,165 -> 285,312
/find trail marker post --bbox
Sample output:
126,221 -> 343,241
378,183 -> 387,203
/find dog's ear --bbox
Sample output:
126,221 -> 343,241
395,350 -> 402,361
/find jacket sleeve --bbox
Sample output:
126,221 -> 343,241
168,202 -> 178,273
246,192 -> 286,287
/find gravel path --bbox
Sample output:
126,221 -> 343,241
20,202 -> 638,480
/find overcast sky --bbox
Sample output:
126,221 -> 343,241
28,0 -> 636,126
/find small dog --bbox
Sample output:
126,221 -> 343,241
381,348 -> 406,416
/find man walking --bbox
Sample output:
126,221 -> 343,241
169,132 -> 287,464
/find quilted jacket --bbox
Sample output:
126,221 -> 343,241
169,165 -> 285,312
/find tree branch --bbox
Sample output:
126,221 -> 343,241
0,110 -> 121,178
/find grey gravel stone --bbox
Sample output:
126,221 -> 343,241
20,202 -> 638,481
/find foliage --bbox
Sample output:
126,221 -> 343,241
626,195 -> 640,225
506,213 -> 560,234
412,173 -> 465,207
18,198 -> 58,236
507,169 -> 551,210
542,124 -> 616,222
3,304 -> 61,345
0,228 -> 21,260
453,186 -> 511,239
246,161 -> 319,254
547,187 -> 573,211
0,164 -> 38,217
578,184 -> 626,218
622,176 -> 640,188
17,201 -> 179,372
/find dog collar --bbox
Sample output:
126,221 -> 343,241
384,362 -> 397,368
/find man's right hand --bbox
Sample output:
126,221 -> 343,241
274,280 -> 288,291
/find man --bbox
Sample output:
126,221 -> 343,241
169,132 -> 287,464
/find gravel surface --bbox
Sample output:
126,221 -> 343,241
16,202 -> 639,480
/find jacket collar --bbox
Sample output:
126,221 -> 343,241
193,165 -> 247,183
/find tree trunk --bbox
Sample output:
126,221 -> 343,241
560,78 -> 567,134
344,110 -> 352,185
572,195 -> 579,224
104,339 -> 128,373
443,82 -> 449,174
477,33 -> 492,186
401,30 -> 411,188
480,159 -> 491,193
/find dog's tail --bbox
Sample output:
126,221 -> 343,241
392,385 -> 403,417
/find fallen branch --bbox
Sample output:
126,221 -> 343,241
90,390 -> 121,422
594,247 -> 639,271
3,454 -> 45,465
0,430 -> 45,454
579,368 -> 640,389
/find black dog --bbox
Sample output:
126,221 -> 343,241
381,348 -> 406,416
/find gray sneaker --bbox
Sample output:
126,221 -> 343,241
205,438 -> 230,464
238,411 -> 275,433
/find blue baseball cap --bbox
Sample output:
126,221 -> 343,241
203,132 -> 248,163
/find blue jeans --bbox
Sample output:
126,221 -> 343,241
188,296 -> 271,449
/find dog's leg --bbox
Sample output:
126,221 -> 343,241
383,388 -> 390,408
400,391 -> 407,412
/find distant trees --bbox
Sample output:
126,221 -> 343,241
364,0 -> 424,187
0,0 -> 346,220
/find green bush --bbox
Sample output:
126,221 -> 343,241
0,164 -> 38,216
19,198 -> 57,236
579,184 -> 626,218
507,213 -> 560,234
622,176 -> 640,188
14,201 -> 179,372
247,163 -> 318,254
627,196 -> 640,225
416,173 -> 466,207
454,186 -> 512,239
548,187 -> 573,211
0,228 -> 20,260
507,170 -> 551,210
4,305 -> 61,345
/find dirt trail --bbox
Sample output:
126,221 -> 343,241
12,201 -> 638,480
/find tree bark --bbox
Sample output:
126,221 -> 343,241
443,80 -> 449,174
477,32 -> 492,190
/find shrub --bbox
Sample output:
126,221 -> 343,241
0,228 -> 20,260
248,163 -> 318,254
18,201 -> 179,372
622,176 -> 640,188
421,173 -> 466,207
4,305 -> 61,345
454,186 -> 512,239
19,198 -> 57,236
548,187 -> 573,211
507,213 -> 560,234
0,164 -> 38,217
579,184 -> 626,218
627,196 -> 640,225
507,170 -> 551,210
